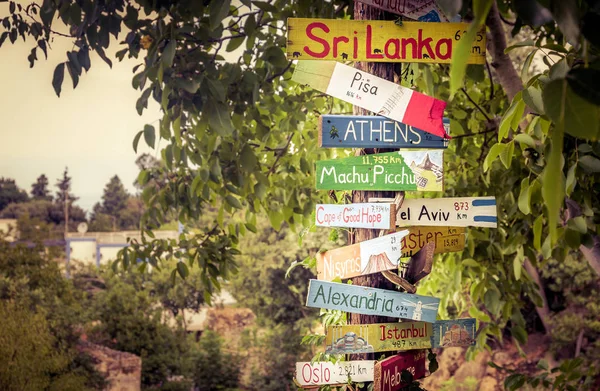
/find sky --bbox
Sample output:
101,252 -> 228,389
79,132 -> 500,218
0,6 -> 160,213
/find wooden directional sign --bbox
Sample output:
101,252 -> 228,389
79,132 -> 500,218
306,280 -> 440,322
325,321 -> 432,354
286,19 -> 485,64
432,318 -> 477,348
396,197 -> 497,228
356,0 -> 451,22
316,151 -> 444,192
319,115 -> 449,149
317,231 -> 409,281
401,226 -> 465,258
324,318 -> 476,355
374,350 -> 427,391
292,61 -> 449,138
295,360 -> 374,386
316,203 -> 395,229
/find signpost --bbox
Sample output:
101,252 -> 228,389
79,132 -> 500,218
286,19 -> 485,64
373,350 -> 427,391
315,203 -> 395,229
319,115 -> 449,149
292,60 -> 449,138
396,197 -> 497,228
316,151 -> 444,191
401,226 -> 465,258
324,318 -> 477,355
316,231 -> 409,281
295,360 -> 375,386
306,280 -> 440,322
355,0 -> 452,22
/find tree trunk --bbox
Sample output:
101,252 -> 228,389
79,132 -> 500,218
349,2 -> 401,358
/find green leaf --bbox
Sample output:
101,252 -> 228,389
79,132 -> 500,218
52,62 -> 65,97
514,134 -> 535,147
209,0 -> 231,30
177,261 -> 189,279
499,140 -> 515,169
262,46 -> 288,68
225,194 -> 242,209
504,39 -> 536,53
226,36 -> 245,52
498,92 -> 523,141
565,163 -> 577,195
541,80 -> 566,244
240,144 -> 257,170
173,115 -> 182,146
523,86 -> 545,114
483,143 -> 507,172
162,40 -> 176,67
579,155 -> 600,173
468,306 -> 491,323
207,78 -> 226,102
268,210 -> 284,230
518,177 -> 531,215
205,100 -> 234,136
505,374 -> 526,391
449,0 -> 492,96
513,247 -> 523,280
144,124 -> 156,149
133,130 -> 143,153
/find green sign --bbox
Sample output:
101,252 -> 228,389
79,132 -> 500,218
315,151 -> 444,191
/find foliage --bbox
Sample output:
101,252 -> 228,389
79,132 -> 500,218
191,330 -> 241,391
55,167 -> 78,206
0,177 -> 28,212
0,239 -> 105,390
31,174 -> 52,201
0,199 -> 87,234
90,175 -> 143,231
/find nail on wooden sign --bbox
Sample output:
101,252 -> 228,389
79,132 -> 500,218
396,197 -> 497,228
295,360 -> 374,386
374,350 -> 427,391
292,60 -> 449,138
316,203 -> 395,229
316,151 -> 444,191
286,19 -> 485,64
324,318 -> 477,355
356,0 -> 451,22
317,231 -> 409,281
306,280 -> 440,323
319,115 -> 449,149
401,226 -> 465,258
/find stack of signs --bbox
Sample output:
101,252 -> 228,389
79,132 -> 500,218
289,8 -> 495,389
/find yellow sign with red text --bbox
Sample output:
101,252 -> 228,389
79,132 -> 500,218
287,18 -> 485,64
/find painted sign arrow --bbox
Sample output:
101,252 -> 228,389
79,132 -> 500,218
401,226 -> 465,258
324,319 -> 477,355
356,0 -> 452,22
292,60 -> 449,138
315,203 -> 395,229
374,350 -> 427,391
317,231 -> 409,281
316,151 -> 444,192
295,360 -> 375,386
306,280 -> 440,323
396,197 -> 497,228
319,115 -> 449,149
286,19 -> 485,64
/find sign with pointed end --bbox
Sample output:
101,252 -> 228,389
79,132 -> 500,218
317,231 -> 408,281
396,197 -> 497,228
292,61 -> 449,138
295,360 -> 375,386
319,115 -> 449,149
401,226 -> 465,258
316,151 -> 444,191
315,203 -> 395,229
323,318 -> 476,355
286,19 -> 485,64
306,280 -> 440,322
373,350 -> 427,391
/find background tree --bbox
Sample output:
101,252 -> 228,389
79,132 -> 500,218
0,177 -> 28,212
30,174 -> 52,201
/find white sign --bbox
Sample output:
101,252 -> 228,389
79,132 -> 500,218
315,203 -> 393,229
295,361 -> 375,386
396,196 -> 497,228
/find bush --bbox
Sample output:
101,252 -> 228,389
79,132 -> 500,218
192,330 -> 241,391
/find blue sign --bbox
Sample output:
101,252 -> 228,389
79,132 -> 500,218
319,115 -> 449,149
